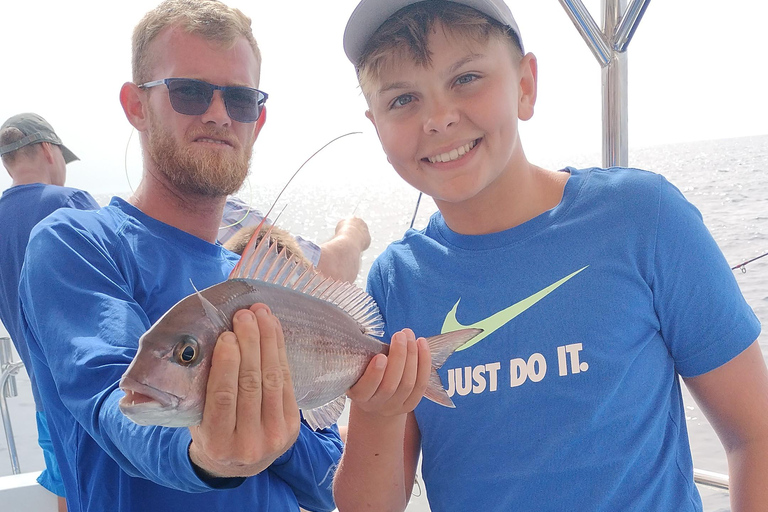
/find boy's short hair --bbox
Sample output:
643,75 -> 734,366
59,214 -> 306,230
344,0 -> 524,99
132,0 -> 261,83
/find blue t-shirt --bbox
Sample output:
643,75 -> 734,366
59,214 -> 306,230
367,167 -> 760,512
19,197 -> 342,512
0,183 -> 98,410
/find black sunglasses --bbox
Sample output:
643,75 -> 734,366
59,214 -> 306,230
138,78 -> 268,123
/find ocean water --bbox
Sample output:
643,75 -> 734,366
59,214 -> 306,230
1,134 -> 766,511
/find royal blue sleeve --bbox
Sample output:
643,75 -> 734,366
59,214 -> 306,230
651,175 -> 761,376
67,190 -> 100,210
268,421 -> 342,512
19,213 -> 230,492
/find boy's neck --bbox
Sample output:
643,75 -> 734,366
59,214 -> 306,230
438,165 -> 569,236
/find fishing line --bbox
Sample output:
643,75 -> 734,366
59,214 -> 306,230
124,128 -> 136,193
732,250 -> 768,273
409,192 -> 423,229
257,131 -> 363,224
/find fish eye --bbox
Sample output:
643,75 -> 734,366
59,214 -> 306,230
175,336 -> 199,366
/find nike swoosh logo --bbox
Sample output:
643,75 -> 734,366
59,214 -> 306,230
442,266 -> 588,351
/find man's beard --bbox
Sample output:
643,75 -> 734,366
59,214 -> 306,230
147,111 -> 251,197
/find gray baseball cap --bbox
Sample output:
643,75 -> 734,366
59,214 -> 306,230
0,113 -> 79,164
343,0 -> 524,65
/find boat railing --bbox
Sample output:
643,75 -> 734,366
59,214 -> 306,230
1,336 -> 23,475
556,0 -> 732,495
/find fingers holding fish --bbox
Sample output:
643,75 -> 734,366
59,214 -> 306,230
245,305 -> 300,446
188,305 -> 299,478
347,328 -> 432,417
203,330 -> 241,435
401,336 -> 432,412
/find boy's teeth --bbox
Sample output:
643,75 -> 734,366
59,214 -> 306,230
428,140 -> 476,163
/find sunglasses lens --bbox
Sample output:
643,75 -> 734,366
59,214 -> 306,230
167,80 -> 212,116
224,88 -> 262,123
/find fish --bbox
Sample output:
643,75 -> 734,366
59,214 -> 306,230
118,221 -> 482,430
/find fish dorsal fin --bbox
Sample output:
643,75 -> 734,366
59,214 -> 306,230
229,223 -> 384,337
302,395 -> 347,431
191,279 -> 232,332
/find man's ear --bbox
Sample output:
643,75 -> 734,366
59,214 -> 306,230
120,82 -> 149,131
40,142 -> 56,164
252,106 -> 267,141
518,53 -> 538,121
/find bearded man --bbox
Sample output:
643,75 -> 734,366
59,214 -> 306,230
16,1 -> 368,511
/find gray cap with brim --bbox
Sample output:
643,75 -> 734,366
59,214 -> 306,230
0,113 -> 79,164
343,0 -> 524,66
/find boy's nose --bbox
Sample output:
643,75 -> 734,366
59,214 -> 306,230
423,98 -> 459,134
201,90 -> 231,126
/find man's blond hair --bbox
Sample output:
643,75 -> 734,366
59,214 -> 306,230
132,0 -> 261,83
357,2 -> 522,101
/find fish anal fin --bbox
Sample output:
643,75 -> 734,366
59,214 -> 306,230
302,395 -> 347,431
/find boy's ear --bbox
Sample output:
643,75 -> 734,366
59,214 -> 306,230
518,53 -> 538,121
120,82 -> 149,131
365,109 -> 376,130
364,110 -> 392,164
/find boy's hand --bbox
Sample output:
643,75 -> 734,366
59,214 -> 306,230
347,328 -> 432,417
188,304 -> 301,478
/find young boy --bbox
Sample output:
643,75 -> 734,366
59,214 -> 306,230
333,1 -> 768,511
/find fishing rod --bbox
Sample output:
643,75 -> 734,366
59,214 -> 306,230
732,250 -> 768,273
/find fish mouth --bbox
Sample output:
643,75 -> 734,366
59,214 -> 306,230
119,376 -> 180,410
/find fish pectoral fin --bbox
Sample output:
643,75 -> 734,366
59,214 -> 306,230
302,395 -> 347,431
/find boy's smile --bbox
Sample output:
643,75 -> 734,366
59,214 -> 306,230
365,23 -> 540,233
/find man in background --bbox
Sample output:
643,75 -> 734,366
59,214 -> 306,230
0,112 -> 99,512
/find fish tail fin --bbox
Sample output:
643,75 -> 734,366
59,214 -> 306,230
422,328 -> 482,408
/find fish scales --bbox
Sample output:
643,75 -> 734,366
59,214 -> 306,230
213,278 -> 388,409
119,221 -> 482,430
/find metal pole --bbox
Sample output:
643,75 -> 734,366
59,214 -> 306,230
0,337 -> 18,397
557,0 -> 611,67
693,468 -> 730,491
614,0 -> 652,52
601,0 -> 628,167
0,360 -> 24,474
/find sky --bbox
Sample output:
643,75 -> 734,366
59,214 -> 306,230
1,0 -> 766,196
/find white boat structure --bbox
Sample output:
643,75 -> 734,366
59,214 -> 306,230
0,0 -> 736,509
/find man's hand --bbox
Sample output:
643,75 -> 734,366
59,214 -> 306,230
188,304 -> 300,478
317,217 -> 372,283
334,217 -> 371,252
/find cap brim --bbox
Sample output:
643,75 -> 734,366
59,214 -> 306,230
60,144 -> 79,164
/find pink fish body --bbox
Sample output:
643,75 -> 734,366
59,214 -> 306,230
119,225 -> 481,430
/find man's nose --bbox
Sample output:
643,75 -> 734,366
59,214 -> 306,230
201,90 -> 231,126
